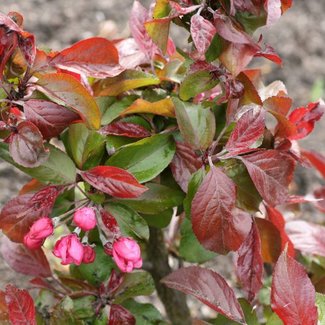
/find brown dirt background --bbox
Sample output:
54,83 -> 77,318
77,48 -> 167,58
0,0 -> 324,292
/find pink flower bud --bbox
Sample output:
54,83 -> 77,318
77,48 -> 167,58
24,217 -> 54,250
112,237 -> 142,273
73,207 -> 97,231
82,245 -> 96,264
53,234 -> 84,265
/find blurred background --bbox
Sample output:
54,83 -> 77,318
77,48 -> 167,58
0,0 -> 324,287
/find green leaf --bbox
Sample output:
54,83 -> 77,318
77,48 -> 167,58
141,209 -> 173,228
238,298 -> 258,325
184,169 -> 205,218
71,296 -> 96,319
50,297 -> 84,325
104,202 -> 149,240
70,246 -> 115,286
179,218 -> 216,263
95,96 -> 116,117
173,98 -> 216,150
0,143 -> 76,184
316,293 -> 325,325
206,33 -> 224,62
117,183 -> 185,214
122,299 -> 167,325
67,122 -> 106,169
106,134 -> 176,183
101,95 -> 138,125
106,135 -> 137,154
179,70 -> 219,101
94,70 -> 160,96
223,159 -> 262,212
266,313 -> 283,325
114,271 -> 155,304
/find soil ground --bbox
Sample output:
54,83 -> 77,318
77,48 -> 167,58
0,0 -> 324,292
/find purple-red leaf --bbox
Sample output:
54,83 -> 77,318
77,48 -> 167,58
9,121 -> 49,168
0,236 -> 51,277
191,165 -> 251,254
5,285 -> 36,325
271,249 -> 318,325
301,149 -> 325,179
50,37 -> 123,78
100,121 -> 151,138
80,166 -> 148,198
286,220 -> 325,257
236,222 -> 263,302
24,99 -> 79,139
239,150 -> 295,205
162,266 -> 245,324
109,304 -> 135,325
190,14 -> 216,55
225,107 -> 265,156
170,142 -> 203,192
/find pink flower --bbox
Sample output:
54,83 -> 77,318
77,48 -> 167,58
73,207 -> 97,231
112,237 -> 142,273
82,245 -> 96,264
24,217 -> 54,250
53,234 -> 84,265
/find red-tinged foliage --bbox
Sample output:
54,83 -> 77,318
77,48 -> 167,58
170,142 -> 203,192
314,187 -> 325,213
265,0 -> 282,25
286,220 -> 325,257
236,222 -> 263,302
24,99 -> 79,139
80,166 -> 148,198
0,193 -> 53,242
301,149 -> 325,178
129,1 -> 158,59
5,285 -> 36,325
239,150 -> 295,205
288,101 -> 325,140
265,205 -> 295,257
9,121 -> 49,168
0,291 -> 9,322
0,236 -> 51,277
191,165 -> 251,254
162,266 -> 245,324
225,106 -> 265,156
255,217 -> 282,263
100,209 -> 120,235
271,250 -> 318,325
169,2 -> 201,15
50,37 -> 123,78
263,95 -> 292,116
108,304 -> 135,325
100,121 -> 151,138
190,14 -> 216,55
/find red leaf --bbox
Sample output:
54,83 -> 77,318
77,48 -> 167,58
50,37 -> 122,78
191,165 -> 251,254
9,121 -> 49,168
0,186 -> 59,242
5,285 -> 36,325
255,44 -> 282,65
0,291 -> 9,322
301,149 -> 325,178
170,142 -> 203,192
314,187 -> 325,213
236,222 -> 263,302
162,266 -> 245,324
129,1 -> 158,59
225,107 -> 265,156
0,236 -> 51,277
263,95 -> 292,116
100,121 -> 151,138
265,205 -> 295,257
169,2 -> 201,15
288,101 -> 324,140
24,99 -> 79,139
80,166 -> 148,198
286,220 -> 325,257
271,250 -> 318,325
109,304 -> 135,325
18,31 -> 36,67
239,150 -> 295,205
190,14 -> 216,55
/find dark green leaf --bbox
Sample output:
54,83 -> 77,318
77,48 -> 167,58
206,33 -> 224,62
114,271 -> 155,304
117,183 -> 185,214
106,134 -> 176,183
141,209 -> 173,228
173,98 -> 215,150
71,296 -> 96,319
104,202 -> 149,240
179,218 -> 216,263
